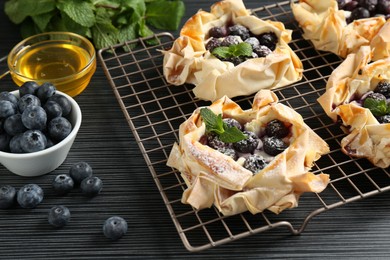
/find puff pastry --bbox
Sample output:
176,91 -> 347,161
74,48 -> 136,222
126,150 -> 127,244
167,89 -> 329,216
318,46 -> 390,168
291,0 -> 390,60
162,0 -> 303,101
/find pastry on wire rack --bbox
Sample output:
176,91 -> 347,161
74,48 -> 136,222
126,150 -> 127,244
318,45 -> 390,168
167,89 -> 329,216
291,0 -> 390,60
162,0 -> 303,101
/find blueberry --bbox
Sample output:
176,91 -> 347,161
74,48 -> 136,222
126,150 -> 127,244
18,94 -> 41,113
226,56 -> 246,66
337,0 -> 352,9
233,131 -> 260,153
216,146 -> 237,160
265,119 -> 289,138
48,205 -> 71,228
221,35 -> 242,47
253,45 -> 272,58
4,114 -> 26,136
9,134 -> 24,153
206,38 -> 222,51
19,81 -> 39,97
36,82 -> 56,103
22,105 -> 47,130
207,134 -> 232,150
377,0 -> 390,15
0,133 -> 11,152
46,137 -> 55,148
359,0 -> 378,12
52,174 -> 74,195
364,92 -> 386,102
263,136 -> 288,156
258,32 -> 278,51
244,37 -> 260,49
350,7 -> 371,20
377,114 -> 390,123
228,24 -> 250,40
17,184 -> 44,209
223,118 -> 242,130
374,81 -> 390,98
0,100 -> 17,118
208,26 -> 228,38
0,91 -> 18,106
69,161 -> 93,184
103,216 -> 128,240
47,95 -> 71,116
48,116 -> 72,142
20,130 -> 47,153
80,176 -> 103,197
43,101 -> 63,120
342,0 -> 359,11
0,185 -> 16,209
244,154 -> 267,174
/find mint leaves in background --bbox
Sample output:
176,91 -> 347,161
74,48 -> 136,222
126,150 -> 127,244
4,0 -> 185,49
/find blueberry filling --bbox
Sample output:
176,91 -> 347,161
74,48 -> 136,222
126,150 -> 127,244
337,0 -> 390,24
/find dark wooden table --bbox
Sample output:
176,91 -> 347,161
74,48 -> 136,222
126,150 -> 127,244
1,1 -> 389,259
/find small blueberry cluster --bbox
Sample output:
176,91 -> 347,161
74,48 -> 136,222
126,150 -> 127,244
359,80 -> 390,123
338,0 -> 390,23
202,118 -> 290,174
0,81 -> 73,153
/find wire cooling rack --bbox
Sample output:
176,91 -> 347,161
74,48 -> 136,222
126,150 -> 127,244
98,1 -> 390,252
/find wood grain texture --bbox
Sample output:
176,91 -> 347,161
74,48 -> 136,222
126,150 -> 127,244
0,1 -> 389,259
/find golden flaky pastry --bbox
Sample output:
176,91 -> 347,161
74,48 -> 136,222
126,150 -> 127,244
162,0 -> 303,101
291,0 -> 390,60
318,46 -> 390,168
167,90 -> 329,216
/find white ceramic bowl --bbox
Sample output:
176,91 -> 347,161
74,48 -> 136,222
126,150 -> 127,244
0,90 -> 82,177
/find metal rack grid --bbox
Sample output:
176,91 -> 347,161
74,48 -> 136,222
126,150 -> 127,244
98,1 -> 390,252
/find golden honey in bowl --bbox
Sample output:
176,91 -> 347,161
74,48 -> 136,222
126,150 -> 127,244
8,32 -> 96,97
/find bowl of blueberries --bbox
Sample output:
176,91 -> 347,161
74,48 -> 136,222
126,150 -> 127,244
0,81 -> 82,177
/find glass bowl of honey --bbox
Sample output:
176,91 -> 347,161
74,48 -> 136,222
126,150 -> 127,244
7,32 -> 96,97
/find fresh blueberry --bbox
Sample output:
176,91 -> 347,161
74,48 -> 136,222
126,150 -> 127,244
0,100 -> 17,118
18,94 -> 41,113
48,116 -> 72,142
20,130 -> 47,153
208,26 -> 228,38
43,101 -> 63,120
4,114 -> 26,136
377,0 -> 390,15
253,45 -> 272,57
103,216 -> 128,240
359,0 -> 378,12
17,184 -> 44,209
80,176 -> 103,197
206,38 -> 222,51
265,119 -> 289,138
223,118 -> 242,130
244,37 -> 260,49
0,91 -> 18,106
216,146 -> 237,160
233,131 -> 259,153
47,95 -> 71,116
69,161 -> 93,184
48,205 -> 71,228
52,174 -> 74,195
22,105 -> 47,130
9,134 -> 24,153
19,81 -> 39,97
0,185 -> 16,209
350,7 -> 371,20
207,134 -> 233,150
244,154 -> 267,174
262,136 -> 288,156
36,82 -> 56,103
221,35 -> 242,47
228,24 -> 250,40
258,32 -> 278,51
0,133 -> 10,152
374,81 -> 390,98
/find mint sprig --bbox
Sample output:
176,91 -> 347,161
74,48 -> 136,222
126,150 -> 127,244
212,42 -> 252,59
363,98 -> 390,117
200,108 -> 247,143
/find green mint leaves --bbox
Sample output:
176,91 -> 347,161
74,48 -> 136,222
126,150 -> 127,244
200,108 -> 246,143
211,42 -> 252,59
4,0 -> 185,49
363,98 -> 390,117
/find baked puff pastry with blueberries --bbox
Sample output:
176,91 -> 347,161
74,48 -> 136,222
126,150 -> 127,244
162,0 -> 303,102
167,89 -> 329,216
291,0 -> 390,60
318,45 -> 390,168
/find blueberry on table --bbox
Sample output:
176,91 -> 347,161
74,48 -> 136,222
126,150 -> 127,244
48,205 -> 71,228
4,114 -> 26,136
265,119 -> 289,138
36,82 -> 56,103
80,176 -> 103,197
233,131 -> 260,153
48,116 -> 72,142
0,100 -> 17,118
20,130 -> 47,153
69,162 -> 93,184
21,105 -> 47,130
103,216 -> 128,241
47,95 -> 72,117
17,184 -> 44,209
0,185 -> 16,209
17,94 -> 41,113
244,154 -> 267,174
19,81 -> 39,97
263,136 -> 288,156
52,174 -> 74,195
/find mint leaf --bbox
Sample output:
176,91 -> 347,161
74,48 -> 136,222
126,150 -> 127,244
212,47 -> 231,59
57,0 -> 96,27
146,0 -> 185,30
31,12 -> 54,32
212,42 -> 252,59
219,126 -> 247,143
363,98 -> 390,117
5,0 -> 56,24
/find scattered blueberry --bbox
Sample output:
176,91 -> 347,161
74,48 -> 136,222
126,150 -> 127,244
69,162 -> 93,184
244,154 -> 267,173
19,81 -> 39,97
233,131 -> 259,153
4,114 -> 26,136
48,205 -> 71,228
103,216 -> 128,240
48,116 -> 72,142
17,184 -> 44,209
52,174 -> 74,195
0,185 -> 16,209
265,119 -> 289,138
20,130 -> 47,153
262,136 -> 288,156
80,176 -> 103,197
